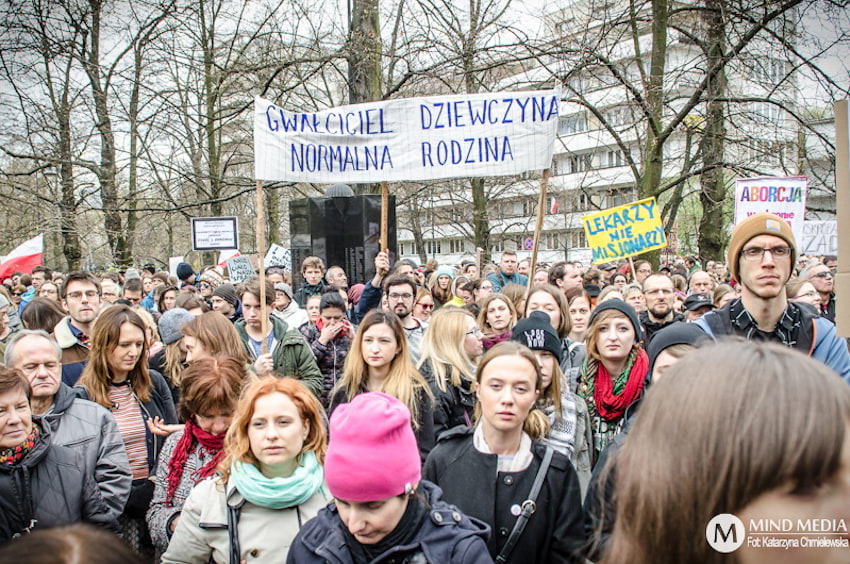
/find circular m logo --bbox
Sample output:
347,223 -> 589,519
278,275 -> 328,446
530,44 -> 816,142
706,513 -> 745,552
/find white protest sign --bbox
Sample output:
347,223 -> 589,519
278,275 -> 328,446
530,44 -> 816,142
191,217 -> 239,251
802,220 -> 837,255
254,91 -> 559,183
227,256 -> 255,284
265,244 -> 291,269
168,256 -> 184,278
734,177 -> 807,245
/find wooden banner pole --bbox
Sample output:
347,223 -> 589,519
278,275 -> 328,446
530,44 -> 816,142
255,180 -> 269,354
380,181 -> 389,253
527,169 -> 550,298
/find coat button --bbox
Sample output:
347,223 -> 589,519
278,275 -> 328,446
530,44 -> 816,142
452,511 -> 462,522
499,527 -> 509,536
433,512 -> 444,523
504,475 -> 514,485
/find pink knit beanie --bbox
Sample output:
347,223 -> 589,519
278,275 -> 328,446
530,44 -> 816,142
325,392 -> 421,502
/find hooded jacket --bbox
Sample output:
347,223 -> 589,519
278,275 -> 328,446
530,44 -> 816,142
43,383 -> 131,521
286,480 -> 493,564
235,315 -> 323,398
423,427 -> 586,563
0,418 -> 117,541
419,359 -> 475,439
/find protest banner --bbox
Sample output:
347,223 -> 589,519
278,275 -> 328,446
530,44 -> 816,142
582,198 -> 667,264
801,221 -> 837,255
734,177 -> 807,245
254,91 -> 559,183
227,256 -> 255,284
265,243 -> 291,270
191,217 -> 239,251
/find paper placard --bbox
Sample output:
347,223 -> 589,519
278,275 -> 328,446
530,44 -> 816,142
734,177 -> 807,245
191,217 -> 239,251
227,256 -> 255,284
582,198 -> 667,264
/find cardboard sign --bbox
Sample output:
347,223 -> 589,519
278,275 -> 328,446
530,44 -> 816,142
265,243 -> 292,269
801,220 -> 837,255
734,177 -> 807,245
582,198 -> 667,264
254,90 -> 559,182
168,256 -> 183,278
191,217 -> 239,251
226,256 -> 255,284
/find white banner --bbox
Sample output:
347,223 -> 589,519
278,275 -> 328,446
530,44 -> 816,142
254,91 -> 559,183
265,243 -> 291,269
191,217 -> 239,251
734,177 -> 807,245
227,256 -> 255,284
802,220 -> 837,255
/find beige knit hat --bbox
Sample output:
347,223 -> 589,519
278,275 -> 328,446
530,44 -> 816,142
727,213 -> 796,282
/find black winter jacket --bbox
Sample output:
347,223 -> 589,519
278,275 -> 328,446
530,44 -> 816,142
423,427 -> 586,564
419,360 -> 475,439
286,480 -> 493,564
638,310 -> 684,344
0,418 -> 116,541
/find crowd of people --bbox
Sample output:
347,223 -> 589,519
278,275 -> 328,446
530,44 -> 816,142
0,211 -> 847,563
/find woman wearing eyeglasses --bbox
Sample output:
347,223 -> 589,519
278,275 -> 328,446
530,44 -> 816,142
417,308 -> 483,439
785,277 -> 821,310
412,288 -> 434,322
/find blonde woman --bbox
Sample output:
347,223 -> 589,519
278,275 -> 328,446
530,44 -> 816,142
416,308 -> 483,438
163,377 -> 329,563
477,294 -> 517,351
330,309 -> 435,460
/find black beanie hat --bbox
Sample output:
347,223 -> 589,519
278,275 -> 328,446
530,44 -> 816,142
511,311 -> 563,364
588,299 -> 642,343
645,322 -> 708,385
212,283 -> 239,307
176,262 -> 195,282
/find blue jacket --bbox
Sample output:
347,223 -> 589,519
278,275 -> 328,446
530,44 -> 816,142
486,271 -> 528,293
353,280 -> 383,324
694,301 -> 850,383
286,480 -> 493,564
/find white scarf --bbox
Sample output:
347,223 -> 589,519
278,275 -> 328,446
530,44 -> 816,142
473,423 -> 534,473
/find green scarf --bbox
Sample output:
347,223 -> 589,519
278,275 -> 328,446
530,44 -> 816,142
231,451 -> 326,509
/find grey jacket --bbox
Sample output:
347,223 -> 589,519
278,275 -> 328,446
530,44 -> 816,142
0,418 -> 117,541
44,383 -> 131,521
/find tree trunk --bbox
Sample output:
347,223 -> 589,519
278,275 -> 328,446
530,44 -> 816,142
471,177 -> 490,261
697,0 -> 728,262
200,0 -> 223,215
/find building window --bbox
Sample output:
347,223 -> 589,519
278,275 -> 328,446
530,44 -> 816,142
449,239 -> 465,254
491,239 -> 505,253
603,149 -> 624,168
558,113 -> 588,135
426,240 -> 442,255
522,198 -> 537,217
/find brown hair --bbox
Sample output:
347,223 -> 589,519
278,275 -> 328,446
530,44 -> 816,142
238,277 -> 274,306
582,308 -> 641,384
474,341 -> 548,439
477,294 -> 518,336
156,285 -> 179,312
21,297 -> 66,332
59,271 -> 101,300
220,376 -> 327,482
499,283 -> 527,313
78,305 -> 152,407
178,356 -> 248,421
783,277 -> 811,301
175,292 -> 209,313
3,523 -> 143,564
300,256 -> 326,274
0,365 -> 31,400
524,285 -> 571,338
601,341 -> 850,564
182,311 -> 250,364
712,283 -> 735,307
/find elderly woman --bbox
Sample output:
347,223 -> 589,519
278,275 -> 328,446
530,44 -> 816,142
147,356 -> 248,553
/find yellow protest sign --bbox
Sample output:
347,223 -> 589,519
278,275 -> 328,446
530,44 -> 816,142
582,198 -> 667,264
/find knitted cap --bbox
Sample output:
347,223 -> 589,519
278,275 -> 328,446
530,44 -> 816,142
176,262 -> 195,282
434,267 -> 454,280
588,299 -> 642,343
727,213 -> 796,283
274,282 -> 294,299
212,284 -> 239,307
200,269 -> 224,289
124,268 -> 141,280
158,308 -> 195,345
511,311 -> 563,364
325,392 -> 421,502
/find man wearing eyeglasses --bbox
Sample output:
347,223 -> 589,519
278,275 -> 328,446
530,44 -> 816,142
800,262 -> 835,323
383,274 -> 427,364
695,213 -> 850,381
52,271 -> 104,386
639,274 -> 683,343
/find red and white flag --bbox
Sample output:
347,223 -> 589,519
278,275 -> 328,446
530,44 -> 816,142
549,197 -> 559,214
218,249 -> 241,267
0,235 -> 43,280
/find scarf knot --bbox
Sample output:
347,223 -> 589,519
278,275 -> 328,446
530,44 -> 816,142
230,450 -> 325,509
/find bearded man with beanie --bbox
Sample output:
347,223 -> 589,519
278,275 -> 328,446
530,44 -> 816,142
694,212 -> 850,381
287,392 -> 492,563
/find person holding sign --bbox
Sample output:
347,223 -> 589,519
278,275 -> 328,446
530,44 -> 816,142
694,213 -> 850,381
234,278 -> 323,398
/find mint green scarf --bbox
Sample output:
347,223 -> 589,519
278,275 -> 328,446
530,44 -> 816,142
231,451 -> 326,509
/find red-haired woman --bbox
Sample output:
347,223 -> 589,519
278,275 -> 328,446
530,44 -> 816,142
163,377 -> 330,563
147,356 -> 248,554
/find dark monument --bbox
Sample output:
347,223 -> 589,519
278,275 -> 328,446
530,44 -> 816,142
289,184 -> 397,289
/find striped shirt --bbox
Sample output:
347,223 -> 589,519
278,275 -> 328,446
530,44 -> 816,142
110,383 -> 148,480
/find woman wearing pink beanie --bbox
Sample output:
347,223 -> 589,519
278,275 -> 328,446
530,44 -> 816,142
288,392 -> 493,563
329,310 -> 436,460
423,342 -> 587,563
